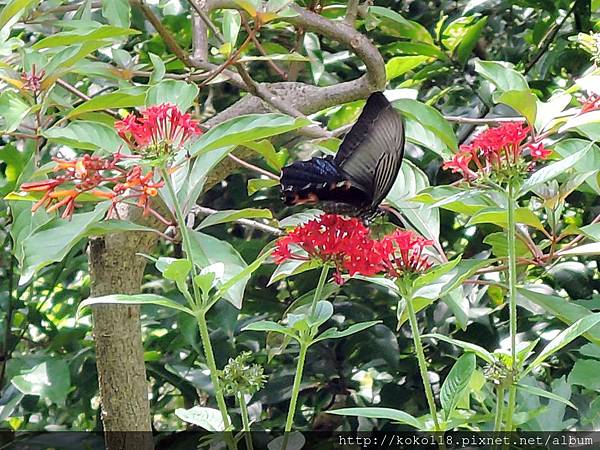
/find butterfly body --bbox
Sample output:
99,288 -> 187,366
280,92 -> 405,219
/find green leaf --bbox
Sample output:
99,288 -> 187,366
369,6 -> 433,44
242,320 -> 297,339
268,258 -> 321,284
146,80 -> 199,111
43,121 -> 123,152
580,223 -> 600,242
497,90 -> 538,126
0,0 -> 39,30
243,139 -> 287,171
516,383 -> 577,410
560,110 -> 600,135
414,257 -> 461,290
422,333 -> 494,364
197,208 -> 273,230
238,53 -> 308,62
553,139 -> 600,194
222,9 -> 241,46
163,259 -> 192,286
78,293 -> 195,318
519,142 -> 593,197
414,186 -> 491,216
215,250 -> 271,299
32,25 -> 139,49
393,99 -> 457,151
188,114 -> 311,157
454,16 -> 487,64
0,91 -> 30,132
313,321 -> 381,343
66,91 -> 145,118
518,288 -> 600,346
524,313 -> 600,375
559,243 -> 600,256
385,56 -> 429,81
20,204 -> 109,282
443,287 -> 469,331
326,407 -> 422,429
474,59 -> 529,92
102,0 -> 130,27
175,406 -> 228,431
568,359 -> 600,392
467,207 -> 545,230
248,178 -> 279,195
148,52 -> 166,84
483,231 -> 532,258
11,360 -> 70,405
440,353 -> 476,420
189,231 -> 249,308
386,159 -> 440,241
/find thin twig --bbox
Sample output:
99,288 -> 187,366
344,0 -> 359,24
241,16 -> 287,80
131,0 -> 193,66
56,79 -> 120,118
227,153 -> 279,180
192,205 -> 283,235
525,1 -> 577,74
444,115 -> 526,124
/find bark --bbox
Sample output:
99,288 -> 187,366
88,204 -> 161,450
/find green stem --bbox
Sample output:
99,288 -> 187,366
162,168 -> 233,441
493,385 -> 504,431
284,342 -> 308,432
310,265 -> 329,318
161,168 -> 202,308
405,294 -> 441,432
238,392 -> 253,450
504,180 -> 519,431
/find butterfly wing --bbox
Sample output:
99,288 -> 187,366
280,155 -> 371,207
334,91 -> 405,209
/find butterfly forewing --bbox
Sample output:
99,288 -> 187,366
334,92 -> 405,209
280,91 -> 405,216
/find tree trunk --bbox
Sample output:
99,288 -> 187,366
88,223 -> 158,450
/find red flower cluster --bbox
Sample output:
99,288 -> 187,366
20,154 -> 165,221
443,122 -> 549,181
273,215 -> 433,284
273,214 -> 383,284
580,94 -> 600,114
115,103 -> 202,154
376,230 -> 433,277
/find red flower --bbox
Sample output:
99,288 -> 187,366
443,122 -> 533,180
376,229 -> 433,277
527,142 -> 551,160
580,94 -> 600,114
21,155 -> 120,218
20,153 -> 169,222
273,214 -> 383,284
113,166 -> 164,217
115,103 -> 202,154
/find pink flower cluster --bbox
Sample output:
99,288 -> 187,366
115,103 -> 202,153
443,123 -> 550,181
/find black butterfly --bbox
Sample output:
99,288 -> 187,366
280,91 -> 405,219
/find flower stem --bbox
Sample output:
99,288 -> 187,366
493,385 -> 504,431
405,294 -> 441,431
238,392 -> 253,450
162,168 -> 233,440
504,180 -> 519,431
284,342 -> 308,432
310,265 -> 329,318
